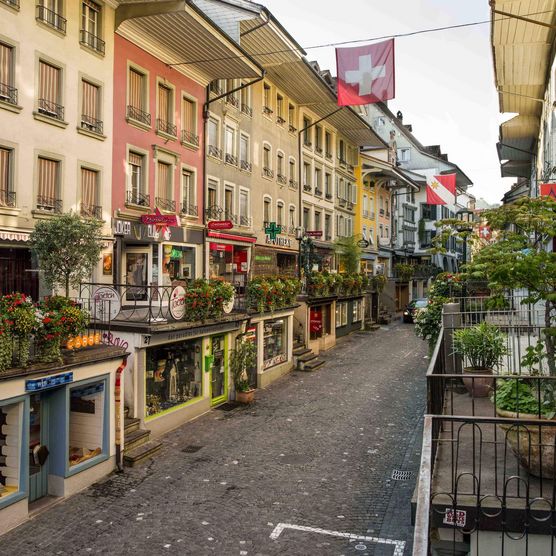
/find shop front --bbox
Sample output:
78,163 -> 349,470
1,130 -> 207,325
0,231 -> 38,299
252,242 -> 298,277
0,350 -> 125,536
335,296 -> 365,338
306,299 -> 336,353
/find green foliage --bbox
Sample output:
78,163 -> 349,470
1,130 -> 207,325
493,378 -> 546,415
246,276 -> 301,313
414,296 -> 447,351
394,263 -> 414,282
230,340 -> 257,392
520,339 -> 547,375
183,279 -> 235,322
333,235 -> 362,274
452,322 -> 507,369
30,213 -> 103,296
370,274 -> 387,293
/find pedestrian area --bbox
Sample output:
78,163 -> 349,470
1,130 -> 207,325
1,324 -> 427,556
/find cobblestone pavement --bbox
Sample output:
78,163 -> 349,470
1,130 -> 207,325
2,323 -> 427,556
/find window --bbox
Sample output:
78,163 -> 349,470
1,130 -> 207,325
37,156 -> 61,212
315,126 -> 322,152
325,131 -> 332,157
240,134 -> 250,171
239,189 -> 249,225
240,84 -> 251,115
324,213 -> 331,240
207,118 -> 220,158
336,302 -> 348,327
338,139 -> 345,162
127,67 -> 149,125
225,126 -> 236,164
207,179 -> 218,209
225,79 -> 237,106
263,83 -> 272,114
157,83 -> 175,136
422,203 -> 437,221
363,194 -> 368,216
288,103 -> 296,131
263,197 -> 271,223
38,60 -> 63,120
81,79 -> 102,134
276,94 -> 284,123
263,144 -> 272,177
181,97 -> 198,145
224,185 -> 234,219
385,226 -> 389,238
181,169 -> 196,216
303,162 -> 311,190
375,116 -> 386,127
263,318 -> 287,369
277,201 -> 284,226
324,173 -> 332,198
37,0 -> 66,33
314,168 -> 322,194
289,158 -> 296,183
353,300 -> 363,322
80,167 -> 99,218
0,43 -> 16,106
289,205 -> 296,228
0,147 -> 14,207
127,151 -> 148,206
156,161 -> 174,210
379,224 -> 383,237
80,1 -> 104,54
403,206 -> 415,223
362,225 -> 367,239
397,147 -> 410,162
314,210 -> 321,231
277,152 -> 285,181
0,401 -> 22,500
303,207 -> 310,230
303,116 -> 312,146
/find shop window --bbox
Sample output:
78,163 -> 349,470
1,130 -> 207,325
68,381 -> 106,468
209,242 -> 249,292
125,251 -> 149,301
335,302 -> 348,327
0,401 -> 22,501
310,305 -> 331,340
162,244 -> 195,281
263,318 -> 287,369
146,340 -> 203,418
353,300 -> 363,322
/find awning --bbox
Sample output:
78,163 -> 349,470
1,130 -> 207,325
361,153 -> 422,190
0,231 -> 31,242
207,231 -> 257,243
361,253 -> 377,261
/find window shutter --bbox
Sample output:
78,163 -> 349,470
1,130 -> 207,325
0,148 -> 10,199
0,43 -> 12,87
129,69 -> 143,110
81,168 -> 97,207
351,183 -> 357,203
82,80 -> 99,119
39,61 -> 60,104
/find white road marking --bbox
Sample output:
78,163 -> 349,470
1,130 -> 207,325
269,523 -> 405,555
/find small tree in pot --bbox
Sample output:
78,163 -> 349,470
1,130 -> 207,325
230,339 -> 257,403
452,322 -> 507,397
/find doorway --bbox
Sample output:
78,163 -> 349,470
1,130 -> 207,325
209,335 -> 228,406
29,394 -> 49,503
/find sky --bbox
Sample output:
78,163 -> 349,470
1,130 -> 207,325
260,0 -> 514,204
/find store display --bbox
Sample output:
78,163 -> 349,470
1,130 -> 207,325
263,319 -> 287,370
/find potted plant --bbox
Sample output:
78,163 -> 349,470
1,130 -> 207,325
230,339 -> 257,403
0,293 -> 36,367
452,322 -> 507,397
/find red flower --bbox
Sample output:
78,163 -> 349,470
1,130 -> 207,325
43,317 -> 52,324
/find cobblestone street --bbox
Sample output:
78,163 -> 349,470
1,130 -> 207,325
1,323 -> 427,556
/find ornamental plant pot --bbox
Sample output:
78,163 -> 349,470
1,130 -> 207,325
496,407 -> 556,479
462,367 -> 494,398
236,389 -> 255,404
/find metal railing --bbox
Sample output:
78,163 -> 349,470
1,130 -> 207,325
155,197 -> 176,212
181,202 -> 198,217
205,205 -> 223,220
263,167 -> 274,178
288,124 -> 297,133
1,0 -> 19,8
181,129 -> 199,146
36,195 -> 62,213
239,215 -> 251,227
0,82 -> 17,105
226,95 -> 239,108
303,183 -> 312,192
126,190 -> 150,208
79,29 -> 105,54
223,211 -> 237,224
127,105 -> 151,126
325,191 -> 332,200
80,203 -> 102,219
208,145 -> 222,159
277,173 -> 287,185
289,179 -> 298,190
81,114 -> 103,134
262,105 -> 273,116
240,160 -> 252,172
0,191 -> 16,208
225,153 -> 238,166
314,187 -> 323,196
156,118 -> 177,137
277,116 -> 286,125
36,4 -> 66,33
38,98 -> 64,121
241,103 -> 252,116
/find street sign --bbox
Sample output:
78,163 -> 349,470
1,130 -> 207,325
208,220 -> 234,230
305,230 -> 323,238
357,239 -> 370,248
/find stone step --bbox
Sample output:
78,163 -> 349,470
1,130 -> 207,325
124,428 -> 151,453
293,341 -> 305,350
124,417 -> 141,435
293,347 -> 311,357
301,359 -> 325,372
298,352 -> 317,363
123,440 -> 163,468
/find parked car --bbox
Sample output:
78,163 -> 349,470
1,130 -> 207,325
403,298 -> 428,323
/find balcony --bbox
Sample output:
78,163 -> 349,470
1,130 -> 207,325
413,297 -> 555,554
126,190 -> 150,208
276,116 -> 286,125
36,4 -> 66,33
262,106 -> 273,116
314,187 -> 323,197
81,114 -> 103,135
208,145 -> 222,159
263,167 -> 274,179
223,211 -> 238,225
289,179 -> 298,190
240,160 -> 252,172
277,174 -> 287,185
325,192 -> 332,200
315,146 -> 323,155
225,153 -> 238,166
226,95 -> 239,108
156,118 -> 177,137
0,191 -> 16,208
155,197 -> 176,212
239,215 -> 251,227
36,195 -> 62,213
181,129 -> 199,147
288,124 -> 297,133
1,0 -> 19,7
0,82 -> 18,105
38,98 -> 64,121
80,203 -> 102,219
378,236 -> 390,248
80,30 -> 105,55
127,105 -> 151,126
181,202 -> 198,217
303,183 -> 312,193
241,103 -> 252,117
205,205 -> 224,220
325,151 -> 332,160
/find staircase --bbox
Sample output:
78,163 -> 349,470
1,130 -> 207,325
123,408 -> 162,467
293,340 -> 325,372
377,305 -> 393,325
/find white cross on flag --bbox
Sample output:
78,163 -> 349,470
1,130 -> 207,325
336,39 -> 395,106
426,174 -> 457,205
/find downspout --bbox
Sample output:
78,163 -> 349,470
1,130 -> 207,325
115,356 -> 128,472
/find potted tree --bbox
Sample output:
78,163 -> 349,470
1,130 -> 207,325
230,339 -> 257,404
452,322 -> 507,397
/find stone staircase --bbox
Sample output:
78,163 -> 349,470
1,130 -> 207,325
377,305 -> 393,325
293,340 -> 325,372
123,408 -> 162,467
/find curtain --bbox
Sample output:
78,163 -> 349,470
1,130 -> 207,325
182,98 -> 194,131
39,61 -> 59,104
0,43 -> 12,86
158,85 -> 169,122
81,168 -> 97,207
82,81 -> 98,119
128,69 -> 142,110
38,157 -> 58,200
0,148 -> 9,201
158,162 -> 170,199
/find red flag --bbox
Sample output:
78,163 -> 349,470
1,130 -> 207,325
426,174 -> 457,205
478,226 -> 492,241
336,39 -> 395,106
540,182 -> 556,199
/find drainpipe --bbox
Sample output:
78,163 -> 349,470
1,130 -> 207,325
115,357 -> 128,472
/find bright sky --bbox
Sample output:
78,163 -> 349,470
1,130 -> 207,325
261,0 -> 513,204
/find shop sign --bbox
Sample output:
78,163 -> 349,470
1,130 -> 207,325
169,286 -> 186,320
222,292 -> 235,314
113,219 -> 161,242
306,230 -> 323,238
264,222 -> 282,239
310,309 -> 323,334
208,220 -> 234,231
255,254 -> 272,262
263,353 -> 287,369
265,236 -> 292,248
143,322 -> 240,347
443,508 -> 466,527
140,208 -> 179,227
26,372 -> 73,392
92,286 -> 121,322
357,239 -> 370,248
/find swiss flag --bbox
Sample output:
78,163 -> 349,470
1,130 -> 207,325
478,226 -> 492,241
426,174 -> 457,205
336,39 -> 395,106
540,182 -> 556,199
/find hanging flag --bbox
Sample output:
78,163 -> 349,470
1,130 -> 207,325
478,225 -> 492,241
540,182 -> 556,199
336,39 -> 395,106
426,174 -> 457,205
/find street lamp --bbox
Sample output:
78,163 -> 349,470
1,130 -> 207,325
455,209 -> 474,269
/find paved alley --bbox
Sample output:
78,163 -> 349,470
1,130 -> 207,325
1,323 -> 427,556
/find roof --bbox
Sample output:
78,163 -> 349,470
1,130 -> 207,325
360,151 -> 422,191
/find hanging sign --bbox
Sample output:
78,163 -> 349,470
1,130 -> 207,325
26,372 -> 73,392
140,208 -> 179,227
357,239 -> 370,248
306,231 -> 323,238
443,508 -> 466,527
169,286 -> 186,320
222,292 -> 235,314
208,220 -> 234,230
92,286 -> 121,322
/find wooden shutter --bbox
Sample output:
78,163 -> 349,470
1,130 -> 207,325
82,80 -> 99,119
81,168 -> 97,207
158,84 -> 170,122
0,148 -> 10,199
128,69 -> 143,110
182,98 -> 194,132
38,157 -> 58,200
158,161 -> 170,199
39,61 -> 59,104
0,43 -> 12,87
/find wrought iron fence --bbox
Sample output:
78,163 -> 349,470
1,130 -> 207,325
79,29 -> 105,54
36,4 -> 66,32
38,98 -> 64,121
181,129 -> 199,146
0,82 -> 17,105
127,105 -> 151,126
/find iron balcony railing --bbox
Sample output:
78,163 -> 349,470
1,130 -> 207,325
303,139 -> 312,148
38,98 -> 64,121
226,95 -> 239,108
205,205 -> 223,220
156,118 -> 177,137
315,146 -> 323,154
289,179 -> 298,190
181,129 -> 199,146
209,82 -> 224,96
127,105 -> 151,126
325,151 -> 332,160
36,4 -> 66,33
325,192 -> 332,200
379,208 -> 385,216
208,145 -> 222,159
288,124 -> 297,133
0,82 -> 17,105
240,160 -> 252,172
155,197 -> 176,212
1,0 -> 19,8
79,30 -> 105,54
80,203 -> 102,219
263,167 -> 274,178
181,202 -> 198,217
224,211 -> 238,224
81,114 -> 103,134
36,195 -> 62,213
303,183 -> 312,193
0,191 -> 16,208
314,187 -> 323,196
225,153 -> 238,166
277,174 -> 287,185
277,116 -> 286,125
262,105 -> 273,116
239,215 -> 251,227
126,190 -> 150,208
241,104 -> 252,117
